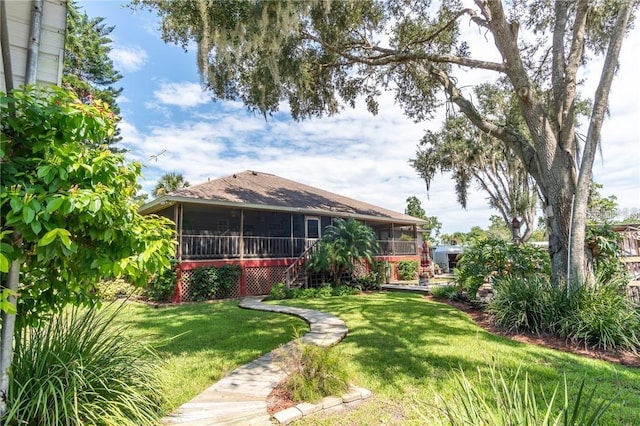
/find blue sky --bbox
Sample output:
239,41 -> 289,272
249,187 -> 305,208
80,1 -> 640,235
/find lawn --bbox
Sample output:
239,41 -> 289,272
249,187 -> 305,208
113,300 -> 307,412
117,293 -> 640,425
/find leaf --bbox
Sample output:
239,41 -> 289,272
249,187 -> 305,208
57,229 -> 73,249
46,196 -> 65,213
38,229 -> 59,246
90,197 -> 102,213
37,164 -> 52,180
9,197 -> 22,213
0,289 -> 17,314
31,220 -> 42,235
23,206 -> 35,224
0,253 -> 9,273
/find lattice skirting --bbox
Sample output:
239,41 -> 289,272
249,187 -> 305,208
246,266 -> 286,296
178,269 -> 241,302
178,265 -> 286,301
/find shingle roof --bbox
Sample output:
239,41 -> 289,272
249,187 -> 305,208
141,170 -> 424,224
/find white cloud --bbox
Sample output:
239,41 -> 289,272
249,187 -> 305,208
152,81 -> 211,108
110,46 -> 148,73
117,6 -> 640,236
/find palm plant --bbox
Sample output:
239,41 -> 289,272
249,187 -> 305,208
307,218 -> 379,285
153,172 -> 189,197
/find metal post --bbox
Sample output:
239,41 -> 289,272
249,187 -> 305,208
1,0 -> 15,92
25,0 -> 44,84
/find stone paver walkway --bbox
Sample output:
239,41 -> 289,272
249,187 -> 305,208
161,297 -> 348,425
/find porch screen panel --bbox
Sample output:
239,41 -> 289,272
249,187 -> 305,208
393,225 -> 417,255
181,205 -> 241,259
321,216 -> 333,233
155,206 -> 175,221
369,223 -> 392,255
292,214 -> 305,256
243,210 -> 292,258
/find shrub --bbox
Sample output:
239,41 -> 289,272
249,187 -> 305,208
188,265 -> 242,301
488,274 -> 640,351
430,284 -> 463,301
353,274 -> 381,291
189,266 -> 219,301
455,239 -> 550,299
430,366 -> 615,426
488,276 -> 557,334
144,262 -> 177,302
586,223 -> 628,282
397,260 -> 419,280
292,287 -> 320,299
274,339 -> 350,403
559,276 -> 640,352
269,282 -> 288,300
316,284 -> 333,298
96,279 -> 143,301
4,306 -> 163,426
216,265 -> 242,298
332,285 -> 360,296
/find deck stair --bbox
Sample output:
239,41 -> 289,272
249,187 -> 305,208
284,241 -> 319,289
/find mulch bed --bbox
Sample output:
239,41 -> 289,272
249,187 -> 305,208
428,295 -> 640,368
267,385 -> 297,416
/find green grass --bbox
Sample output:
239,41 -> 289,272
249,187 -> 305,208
115,293 -> 640,425
112,300 -> 308,413
270,293 -> 640,425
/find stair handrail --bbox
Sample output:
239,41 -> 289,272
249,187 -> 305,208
285,240 -> 320,288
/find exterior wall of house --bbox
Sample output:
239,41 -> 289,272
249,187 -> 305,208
175,258 -> 290,302
156,202 -> 421,302
173,253 -> 422,302
1,0 -> 66,91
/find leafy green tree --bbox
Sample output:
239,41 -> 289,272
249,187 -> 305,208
63,1 -> 123,144
486,215 -> 512,241
133,0 -> 636,287
404,196 -> 441,243
153,172 -> 190,198
0,87 -> 176,409
307,218 -> 378,285
584,183 -> 626,281
587,182 -> 618,225
620,212 -> 640,224
411,84 -> 538,243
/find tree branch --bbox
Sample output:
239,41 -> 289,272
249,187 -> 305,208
559,0 -> 589,149
419,61 -> 542,184
551,0 -> 568,127
301,31 -> 506,72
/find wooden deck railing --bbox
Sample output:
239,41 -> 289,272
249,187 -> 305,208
180,234 -> 417,260
376,240 -> 418,256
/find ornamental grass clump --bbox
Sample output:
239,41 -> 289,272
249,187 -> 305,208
558,276 -> 640,352
488,273 -> 640,352
3,305 -> 163,426
275,339 -> 350,403
488,275 -> 556,334
429,366 -> 615,426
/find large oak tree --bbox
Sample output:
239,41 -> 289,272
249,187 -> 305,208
135,0 -> 637,286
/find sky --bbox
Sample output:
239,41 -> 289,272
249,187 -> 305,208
80,1 -> 640,235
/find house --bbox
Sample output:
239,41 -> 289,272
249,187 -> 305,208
139,170 -> 426,301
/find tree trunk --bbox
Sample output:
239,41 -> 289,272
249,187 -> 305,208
540,163 -> 576,287
0,258 -> 20,417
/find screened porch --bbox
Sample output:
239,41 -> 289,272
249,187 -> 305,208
157,204 -> 419,261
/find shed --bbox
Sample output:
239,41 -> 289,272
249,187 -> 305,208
432,245 -> 464,273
